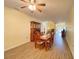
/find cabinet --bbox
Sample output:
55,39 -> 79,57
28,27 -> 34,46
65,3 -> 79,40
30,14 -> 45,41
30,21 -> 41,42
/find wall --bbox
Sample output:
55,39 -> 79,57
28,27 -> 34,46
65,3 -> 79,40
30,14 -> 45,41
4,6 -> 41,51
56,22 -> 66,31
66,7 -> 74,56
41,21 -> 48,34
41,21 -> 55,34
47,21 -> 55,30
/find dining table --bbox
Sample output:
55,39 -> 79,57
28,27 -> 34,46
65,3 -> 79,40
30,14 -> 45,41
40,34 -> 51,40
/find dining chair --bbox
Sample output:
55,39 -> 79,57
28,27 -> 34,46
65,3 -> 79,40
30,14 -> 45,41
34,29 -> 44,49
45,31 -> 54,50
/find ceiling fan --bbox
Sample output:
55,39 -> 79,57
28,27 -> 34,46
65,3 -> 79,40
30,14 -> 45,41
20,0 -> 46,12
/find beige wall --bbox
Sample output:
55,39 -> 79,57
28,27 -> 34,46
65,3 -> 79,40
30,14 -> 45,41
47,21 -> 55,30
66,6 -> 74,55
4,6 -> 41,51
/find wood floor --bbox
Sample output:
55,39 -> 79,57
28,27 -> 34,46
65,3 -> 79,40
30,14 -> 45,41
4,39 -> 73,59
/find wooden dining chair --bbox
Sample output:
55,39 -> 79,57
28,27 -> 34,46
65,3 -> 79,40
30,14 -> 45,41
45,31 -> 54,50
34,29 -> 44,49
44,35 -> 52,50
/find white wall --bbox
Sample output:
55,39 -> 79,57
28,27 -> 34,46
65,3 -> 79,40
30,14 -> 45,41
41,21 -> 55,34
41,21 -> 48,34
4,6 -> 41,51
56,22 -> 66,31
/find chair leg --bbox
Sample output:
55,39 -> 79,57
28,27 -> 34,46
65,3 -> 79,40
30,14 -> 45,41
35,43 -> 38,48
39,43 -> 44,49
35,42 -> 44,49
45,42 -> 49,51
45,41 -> 52,51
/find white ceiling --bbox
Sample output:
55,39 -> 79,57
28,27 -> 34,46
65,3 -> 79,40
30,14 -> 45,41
4,0 -> 73,22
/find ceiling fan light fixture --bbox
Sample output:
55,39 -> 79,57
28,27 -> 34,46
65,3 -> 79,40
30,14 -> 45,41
21,0 -> 46,12
28,4 -> 36,11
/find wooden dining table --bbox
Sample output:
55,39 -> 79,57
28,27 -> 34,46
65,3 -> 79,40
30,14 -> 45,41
40,34 -> 51,40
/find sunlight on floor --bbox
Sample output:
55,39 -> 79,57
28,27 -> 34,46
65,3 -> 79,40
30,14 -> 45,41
54,30 -> 64,49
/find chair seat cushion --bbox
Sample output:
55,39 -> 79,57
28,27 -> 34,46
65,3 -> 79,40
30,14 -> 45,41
47,40 -> 50,43
37,41 -> 44,44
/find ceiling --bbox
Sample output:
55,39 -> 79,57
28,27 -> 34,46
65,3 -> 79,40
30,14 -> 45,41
4,0 -> 73,22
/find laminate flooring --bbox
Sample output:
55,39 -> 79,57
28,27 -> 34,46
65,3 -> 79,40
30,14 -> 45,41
4,39 -> 73,59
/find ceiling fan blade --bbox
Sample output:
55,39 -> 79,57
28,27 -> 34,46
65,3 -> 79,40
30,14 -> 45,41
34,0 -> 36,3
21,0 -> 28,3
21,6 -> 27,8
37,3 -> 46,6
30,0 -> 36,4
37,8 -> 42,12
36,5 -> 45,12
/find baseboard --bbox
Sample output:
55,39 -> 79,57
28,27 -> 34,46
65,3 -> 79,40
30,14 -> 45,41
4,41 -> 29,52
64,39 -> 74,58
